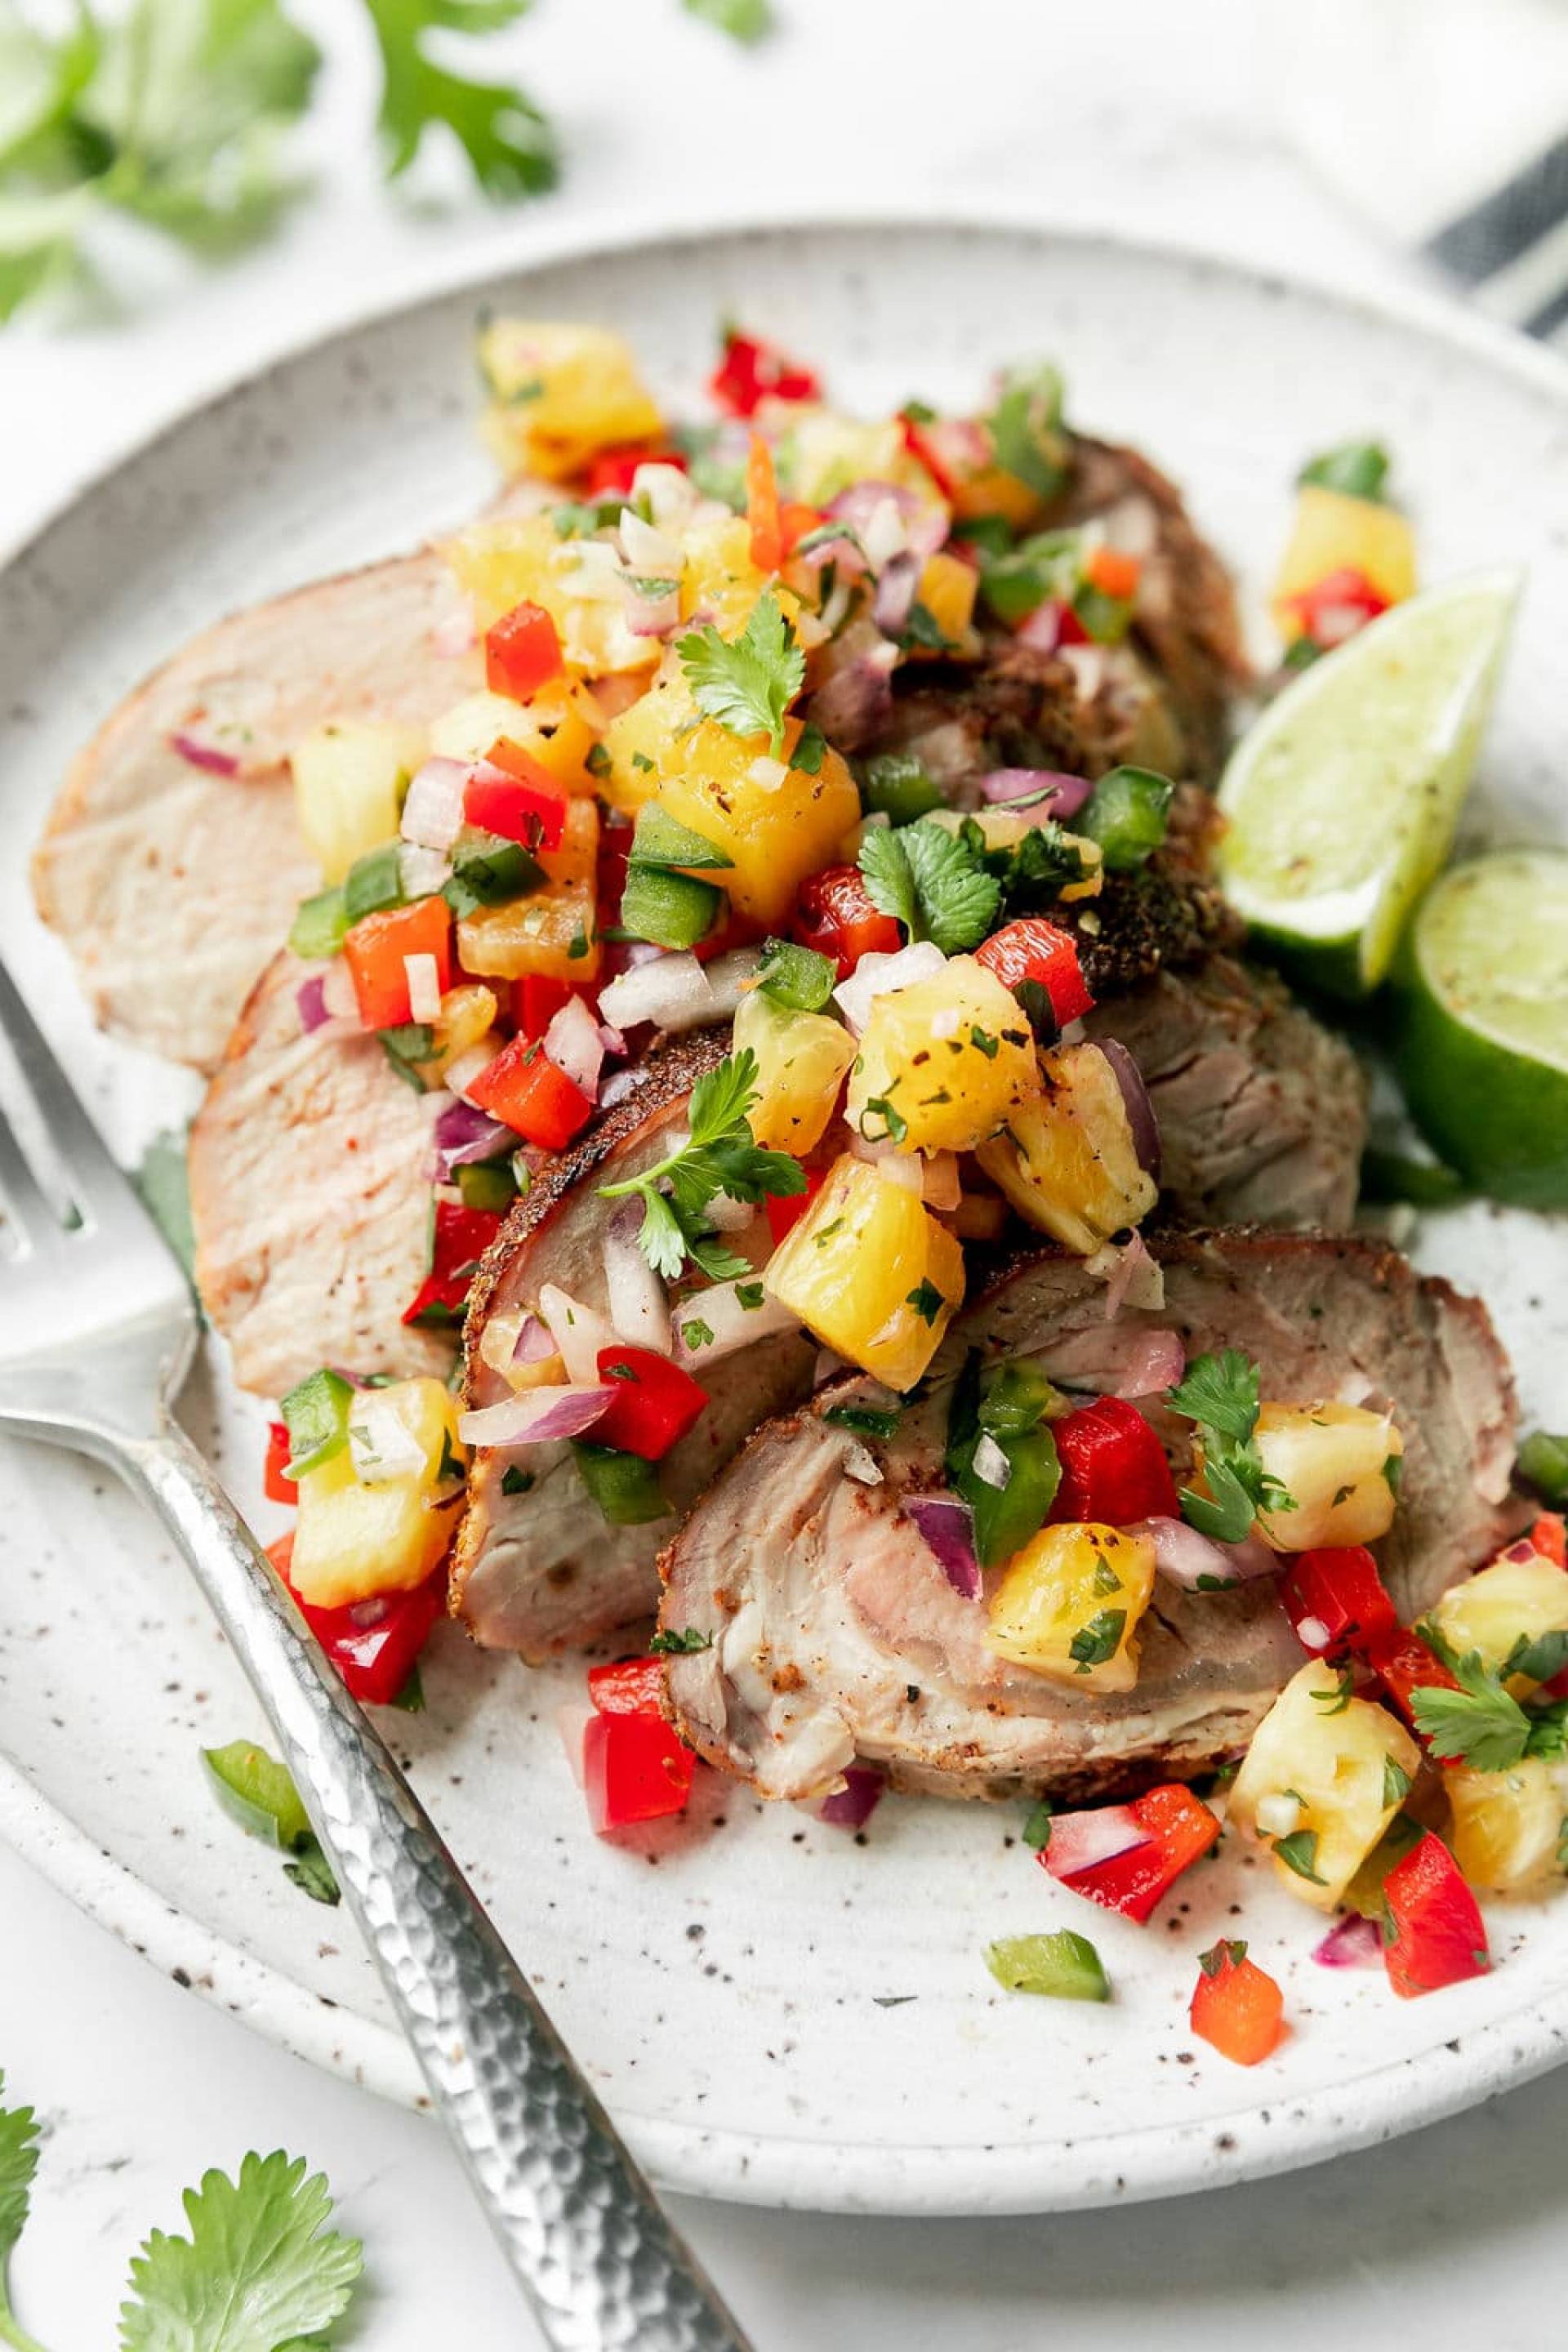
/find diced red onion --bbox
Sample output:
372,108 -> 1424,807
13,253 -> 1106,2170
826,481 -> 948,561
795,523 -> 871,578
871,550 -> 922,639
604,1203 -> 671,1354
405,951 -> 442,1025
349,1394 -> 430,1485
903,1494 -> 980,1600
1016,600 -> 1065,655
620,509 -> 683,574
624,581 -> 682,639
539,1283 -> 616,1385
1504,1536 -> 1543,1565
598,951 -> 736,1036
1060,643 -> 1108,700
972,1433 -> 1011,1490
1136,1515 -> 1279,1592
1043,1805 -> 1152,1876
1089,1231 -> 1165,1319
819,1766 -> 883,1830
851,1135 -> 924,1192
457,1383 -> 614,1448
597,1022 -> 627,1058
833,940 -> 947,1035
432,608 -> 477,658
296,973 -> 332,1034
1097,1040 -> 1161,1179
813,1348 -> 847,1388
514,1314 -> 558,1365
170,729 -> 239,776
673,1279 -> 799,1367
1312,1914 -> 1383,1969
401,756 -> 469,851
433,1097 -> 516,1178
543,995 -> 604,1101
979,768 -> 1094,818
844,1442 -> 883,1486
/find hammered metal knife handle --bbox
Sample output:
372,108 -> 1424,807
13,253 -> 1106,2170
125,1419 -> 752,2352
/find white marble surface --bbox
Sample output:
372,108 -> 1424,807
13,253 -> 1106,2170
2,2 -> 1566,2343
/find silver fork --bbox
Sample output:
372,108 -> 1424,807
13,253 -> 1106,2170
0,955 -> 751,2352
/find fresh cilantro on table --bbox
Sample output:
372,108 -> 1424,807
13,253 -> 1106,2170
366,0 -> 558,195
1410,1623 -> 1568,1771
858,820 -> 1000,954
595,1048 -> 804,1281
676,591 -> 804,758
1166,1348 -> 1294,1546
119,2150 -> 362,2352
0,2069 -> 42,2352
682,0 -> 773,38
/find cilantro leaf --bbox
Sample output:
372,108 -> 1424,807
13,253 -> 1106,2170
597,1049 -> 805,1277
1168,1349 -> 1259,1446
364,0 -> 557,197
0,2071 -> 42,2352
1410,1624 -> 1544,1771
858,820 -> 1000,954
1168,1348 -> 1294,1545
682,0 -> 773,40
119,2150 -> 362,2352
677,592 -> 804,757
987,361 -> 1070,502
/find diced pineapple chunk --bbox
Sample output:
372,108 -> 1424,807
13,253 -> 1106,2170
1249,1402 -> 1401,1552
291,1377 -> 466,1609
653,715 -> 860,928
1432,1552 -> 1568,1687
975,1041 -> 1156,1254
1447,1761 -> 1561,1892
1228,1662 -> 1420,1909
414,982 -> 498,1085
846,957 -> 1040,1156
430,681 -> 606,794
478,320 -> 662,483
986,1521 -> 1156,1692
915,550 -> 979,651
457,804 -> 599,981
679,517 -> 800,637
778,412 -> 937,510
445,515 -> 658,677
764,1154 -> 964,1390
1271,484 -> 1416,639
733,987 -> 855,1154
291,721 -> 427,884
599,650 -> 699,813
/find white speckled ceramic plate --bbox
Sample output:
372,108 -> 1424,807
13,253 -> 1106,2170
2,220 -> 1567,2217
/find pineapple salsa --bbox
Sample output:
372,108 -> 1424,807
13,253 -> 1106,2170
243,318 -> 1568,2056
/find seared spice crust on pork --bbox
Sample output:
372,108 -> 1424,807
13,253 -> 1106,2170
660,1232 -> 1519,1806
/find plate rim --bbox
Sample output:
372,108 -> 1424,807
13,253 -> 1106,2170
5,207 -> 1568,2216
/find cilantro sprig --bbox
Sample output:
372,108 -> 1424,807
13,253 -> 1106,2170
1167,1349 -> 1294,1546
858,821 -> 1000,955
676,591 -> 804,758
0,2070 -> 42,2352
1410,1623 -> 1568,1771
597,1049 -> 805,1281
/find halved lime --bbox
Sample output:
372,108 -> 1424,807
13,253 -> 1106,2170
1217,571 -> 1521,996
1395,848 -> 1568,1208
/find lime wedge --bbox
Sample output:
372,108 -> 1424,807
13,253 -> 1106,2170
1395,849 -> 1568,1207
1217,571 -> 1521,996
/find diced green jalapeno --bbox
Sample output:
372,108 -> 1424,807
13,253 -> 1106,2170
1519,1431 -> 1568,1507
757,938 -> 836,1012
978,528 -> 1080,626
278,1365 -> 355,1477
631,805 -> 735,871
1075,765 -> 1173,871
572,1440 -> 673,1526
978,1361 -> 1062,1439
619,864 -> 724,951
342,841 -> 407,924
859,751 -> 943,826
287,884 -> 348,960
457,1161 -> 518,1213
443,826 -> 542,916
946,1352 -> 1061,1566
202,1740 -> 312,1851
985,1930 -> 1110,2002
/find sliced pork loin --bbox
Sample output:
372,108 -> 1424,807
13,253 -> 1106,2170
450,1032 -> 817,1658
452,951 -> 1365,1660
33,550 -> 482,1073
189,950 -> 452,1398
662,1232 -> 1519,1806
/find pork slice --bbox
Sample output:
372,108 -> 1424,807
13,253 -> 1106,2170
662,1232 -> 1520,1805
1083,957 -> 1367,1230
32,550 -> 480,1072
451,1029 -> 817,1659
188,950 -> 452,1398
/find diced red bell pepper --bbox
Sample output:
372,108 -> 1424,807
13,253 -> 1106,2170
1189,1940 -> 1285,2065
898,408 -> 964,501
1365,1626 -> 1461,1738
402,1197 -> 504,1326
594,1347 -> 710,1461
582,1709 -> 694,1833
974,917 -> 1094,1027
342,894 -> 452,1032
766,1163 -> 826,1247
1381,1832 -> 1490,1998
464,754 -> 568,852
1283,565 -> 1389,650
1081,545 -> 1143,602
791,864 -> 903,978
1039,1783 -> 1221,1923
266,1534 -> 443,1708
484,599 -> 564,701
514,974 -> 577,1041
778,500 -> 822,558
1278,1545 -> 1398,1659
588,1655 -> 667,1716
710,329 -> 821,418
1530,1511 -> 1567,1568
1049,1397 -> 1178,1527
581,443 -> 685,497
746,432 -> 783,572
263,1420 -> 295,1505
466,1036 -> 594,1152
